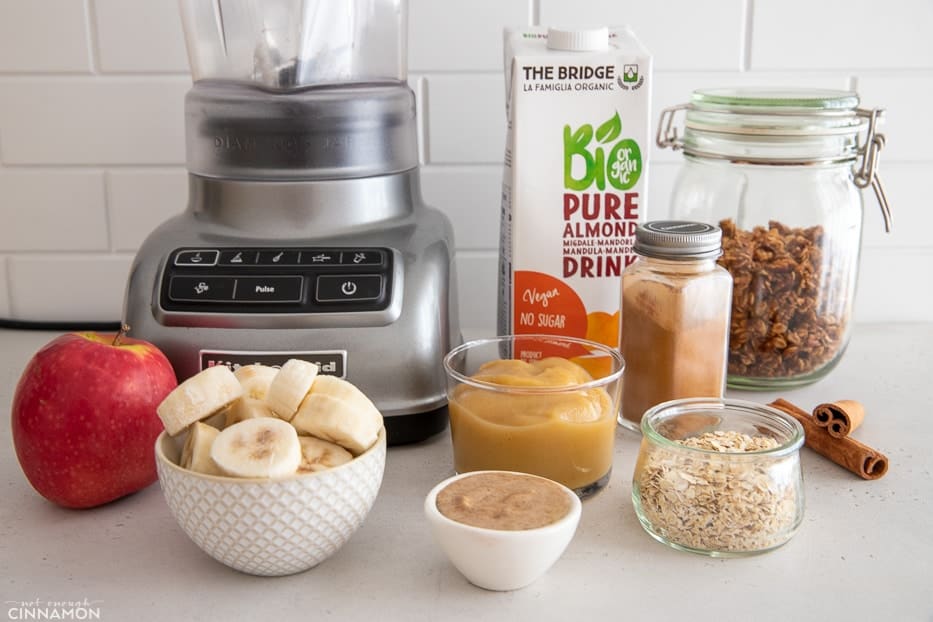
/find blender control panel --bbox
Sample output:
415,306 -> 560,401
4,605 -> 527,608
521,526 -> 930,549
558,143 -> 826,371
159,247 -> 393,315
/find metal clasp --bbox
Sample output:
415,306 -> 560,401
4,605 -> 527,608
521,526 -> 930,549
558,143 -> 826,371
854,107 -> 892,233
656,104 -> 689,150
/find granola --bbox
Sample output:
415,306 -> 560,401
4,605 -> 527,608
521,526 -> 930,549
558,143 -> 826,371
635,431 -> 800,553
718,219 -> 847,378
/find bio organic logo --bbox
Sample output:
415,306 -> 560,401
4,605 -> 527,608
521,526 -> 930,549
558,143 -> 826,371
563,112 -> 642,191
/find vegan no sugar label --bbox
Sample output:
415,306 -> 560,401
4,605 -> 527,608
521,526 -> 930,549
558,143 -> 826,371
499,27 -> 652,362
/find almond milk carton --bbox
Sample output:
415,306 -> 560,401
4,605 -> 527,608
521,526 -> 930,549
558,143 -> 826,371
498,27 -> 651,364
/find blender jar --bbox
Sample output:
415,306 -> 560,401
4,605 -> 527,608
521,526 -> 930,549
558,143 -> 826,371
178,0 -> 407,88
657,88 -> 891,389
176,0 -> 416,181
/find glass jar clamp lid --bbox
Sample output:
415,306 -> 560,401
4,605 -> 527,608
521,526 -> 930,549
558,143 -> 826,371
656,88 -> 892,231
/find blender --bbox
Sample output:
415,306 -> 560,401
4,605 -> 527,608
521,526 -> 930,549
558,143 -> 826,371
123,0 -> 459,444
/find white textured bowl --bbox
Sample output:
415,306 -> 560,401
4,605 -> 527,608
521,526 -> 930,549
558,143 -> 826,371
424,470 -> 582,591
155,427 -> 386,576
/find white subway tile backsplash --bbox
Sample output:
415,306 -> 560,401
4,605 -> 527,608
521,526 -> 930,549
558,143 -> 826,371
861,162 -> 931,249
855,248 -> 933,322
421,165 -> 501,250
0,78 -> 189,165
0,1 -> 90,73
94,0 -> 189,73
454,251 -> 497,331
0,257 -> 10,317
0,170 -> 107,251
108,169 -> 187,251
539,0 -> 745,71
856,74 -> 933,163
8,254 -> 133,322
751,0 -> 933,70
423,74 -> 505,164
409,0 -> 528,72
645,161 -> 680,220
0,1 -> 929,325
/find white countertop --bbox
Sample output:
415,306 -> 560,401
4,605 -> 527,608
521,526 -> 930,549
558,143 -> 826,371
1,325 -> 931,621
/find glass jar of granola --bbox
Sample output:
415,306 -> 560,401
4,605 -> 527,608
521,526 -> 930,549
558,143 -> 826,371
657,88 -> 891,388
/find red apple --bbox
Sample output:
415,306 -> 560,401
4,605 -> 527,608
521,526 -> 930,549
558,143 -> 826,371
11,328 -> 177,509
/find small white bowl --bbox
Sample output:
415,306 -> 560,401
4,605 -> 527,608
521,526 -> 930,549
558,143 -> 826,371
424,470 -> 582,591
155,427 -> 386,576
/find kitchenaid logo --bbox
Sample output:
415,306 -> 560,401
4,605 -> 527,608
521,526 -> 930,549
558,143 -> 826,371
213,134 -> 256,152
5,598 -> 102,620
200,350 -> 346,378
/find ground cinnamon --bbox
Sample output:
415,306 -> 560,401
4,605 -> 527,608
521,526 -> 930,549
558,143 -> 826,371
768,398 -> 888,481
813,400 -> 865,438
620,260 -> 731,426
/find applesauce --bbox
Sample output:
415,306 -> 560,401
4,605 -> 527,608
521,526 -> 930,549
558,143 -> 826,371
444,336 -> 624,497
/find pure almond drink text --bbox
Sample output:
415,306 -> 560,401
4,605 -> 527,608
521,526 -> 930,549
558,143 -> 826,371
499,27 -> 652,368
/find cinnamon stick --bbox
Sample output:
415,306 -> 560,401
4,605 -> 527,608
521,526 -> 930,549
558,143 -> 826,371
768,399 -> 888,481
813,400 -> 865,438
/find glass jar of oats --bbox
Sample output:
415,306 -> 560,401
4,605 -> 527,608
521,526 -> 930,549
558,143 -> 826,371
657,88 -> 891,388
632,398 -> 805,557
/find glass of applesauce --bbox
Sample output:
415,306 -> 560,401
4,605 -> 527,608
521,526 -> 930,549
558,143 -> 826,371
443,335 -> 624,498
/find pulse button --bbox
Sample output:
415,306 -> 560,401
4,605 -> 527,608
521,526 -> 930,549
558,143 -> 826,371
315,275 -> 383,302
233,276 -> 303,303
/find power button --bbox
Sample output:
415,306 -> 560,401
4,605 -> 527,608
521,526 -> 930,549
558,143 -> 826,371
315,275 -> 383,302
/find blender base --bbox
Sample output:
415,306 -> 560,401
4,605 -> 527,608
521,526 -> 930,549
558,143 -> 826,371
386,406 -> 449,446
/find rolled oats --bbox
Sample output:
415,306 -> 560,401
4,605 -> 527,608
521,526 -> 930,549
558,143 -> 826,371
635,431 -> 800,553
718,219 -> 846,378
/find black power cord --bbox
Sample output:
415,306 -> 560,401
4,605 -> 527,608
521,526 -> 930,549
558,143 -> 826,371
0,319 -> 122,332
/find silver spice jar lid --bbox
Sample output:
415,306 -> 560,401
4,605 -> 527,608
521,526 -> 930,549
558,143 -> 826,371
634,220 -> 722,260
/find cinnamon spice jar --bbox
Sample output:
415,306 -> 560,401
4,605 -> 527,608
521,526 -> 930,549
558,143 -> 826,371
619,221 -> 732,430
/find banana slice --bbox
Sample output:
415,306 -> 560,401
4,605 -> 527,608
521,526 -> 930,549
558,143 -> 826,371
266,359 -> 319,421
157,365 -> 243,436
297,436 -> 353,474
234,364 -> 278,400
221,364 -> 279,428
210,417 -> 302,479
291,375 -> 383,454
179,421 -> 222,475
306,375 -> 373,408
224,396 -> 276,428
202,411 -> 228,429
